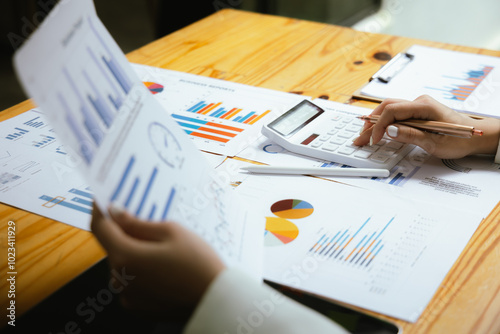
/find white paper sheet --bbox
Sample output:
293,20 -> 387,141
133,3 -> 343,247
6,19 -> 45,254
233,174 -> 483,322
359,45 -> 500,118
133,63 -> 306,157
13,0 -> 262,276
0,109 -> 91,230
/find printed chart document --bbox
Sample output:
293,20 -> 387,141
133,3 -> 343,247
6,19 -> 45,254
357,45 -> 500,118
13,0 -> 262,274
0,109 -> 91,230
234,174 -> 483,322
133,64 -> 306,157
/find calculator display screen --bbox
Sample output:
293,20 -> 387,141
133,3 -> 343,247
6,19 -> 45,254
268,100 -> 324,137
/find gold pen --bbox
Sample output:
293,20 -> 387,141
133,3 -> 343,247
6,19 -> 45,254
357,115 -> 483,138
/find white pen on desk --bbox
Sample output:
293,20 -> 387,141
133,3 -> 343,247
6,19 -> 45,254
240,166 -> 390,178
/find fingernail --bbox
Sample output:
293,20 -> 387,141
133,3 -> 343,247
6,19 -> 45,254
387,125 -> 398,138
352,136 -> 359,143
369,136 -> 373,146
109,203 -> 125,217
359,126 -> 365,135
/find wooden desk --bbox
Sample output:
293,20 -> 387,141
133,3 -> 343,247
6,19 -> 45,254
1,8 -> 500,333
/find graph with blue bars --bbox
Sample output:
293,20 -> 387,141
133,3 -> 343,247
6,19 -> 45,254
24,116 -> 45,128
56,15 -> 135,164
39,186 -> 93,215
5,128 -> 29,140
110,155 -> 176,220
32,134 -> 56,148
309,217 -> 394,268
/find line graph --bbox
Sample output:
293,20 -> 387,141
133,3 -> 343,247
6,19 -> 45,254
425,65 -> 493,102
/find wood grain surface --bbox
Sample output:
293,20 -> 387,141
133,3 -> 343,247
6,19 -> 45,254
1,8 -> 499,333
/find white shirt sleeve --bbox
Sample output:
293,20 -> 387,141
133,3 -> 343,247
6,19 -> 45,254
494,137 -> 500,163
183,267 -> 349,334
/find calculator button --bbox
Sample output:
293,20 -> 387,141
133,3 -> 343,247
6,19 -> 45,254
310,140 -> 323,148
321,143 -> 338,152
327,129 -> 338,135
360,145 -> 377,152
330,137 -> 346,145
385,141 -> 403,149
354,150 -> 372,159
377,147 -> 397,155
337,131 -> 354,139
338,146 -> 356,155
334,123 -> 346,129
370,152 -> 390,163
346,125 -> 361,132
318,134 -> 331,141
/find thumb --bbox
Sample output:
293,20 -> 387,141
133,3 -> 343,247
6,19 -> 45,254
109,204 -> 173,242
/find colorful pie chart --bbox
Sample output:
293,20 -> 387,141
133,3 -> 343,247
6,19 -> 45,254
144,81 -> 164,95
270,199 -> 314,219
265,217 -> 299,246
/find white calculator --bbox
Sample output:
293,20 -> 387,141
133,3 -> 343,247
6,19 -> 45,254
261,100 -> 413,170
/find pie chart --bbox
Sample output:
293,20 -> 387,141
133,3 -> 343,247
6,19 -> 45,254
270,199 -> 314,219
265,217 -> 299,246
144,81 -> 164,95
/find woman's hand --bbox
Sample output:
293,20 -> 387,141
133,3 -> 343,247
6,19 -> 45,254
353,95 -> 500,159
91,204 -> 225,321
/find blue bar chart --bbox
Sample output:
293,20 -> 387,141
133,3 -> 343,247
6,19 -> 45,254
54,15 -> 137,165
39,186 -> 93,215
5,127 -> 29,140
32,134 -> 56,148
110,155 -> 177,221
87,16 -> 133,95
24,116 -> 45,128
309,217 -> 393,268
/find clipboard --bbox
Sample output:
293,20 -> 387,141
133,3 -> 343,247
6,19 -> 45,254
350,45 -> 500,119
352,50 -> 414,103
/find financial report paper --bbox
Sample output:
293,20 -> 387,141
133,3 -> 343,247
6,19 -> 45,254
13,0 -> 262,275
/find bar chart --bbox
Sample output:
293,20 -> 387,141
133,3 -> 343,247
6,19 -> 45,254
109,155 -> 177,220
425,65 -> 494,102
53,15 -> 137,165
186,100 -> 271,124
5,128 -> 29,140
172,113 -> 244,143
309,216 -> 393,269
39,185 -> 93,215
171,98 -> 272,145
132,63 -> 306,156
23,116 -> 45,128
32,134 -> 56,148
